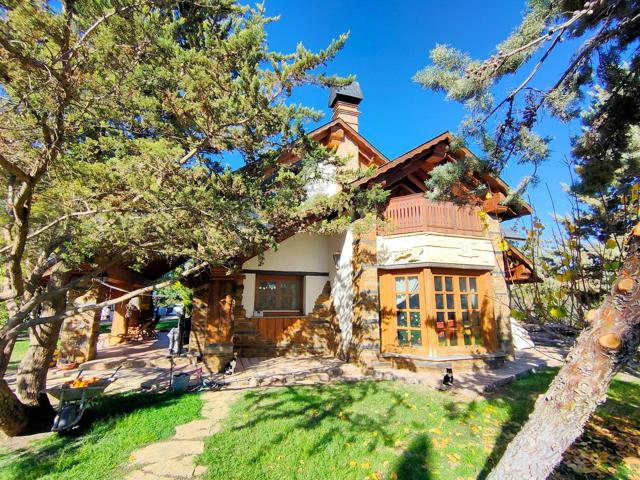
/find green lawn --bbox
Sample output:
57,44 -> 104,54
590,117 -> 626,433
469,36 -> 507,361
197,369 -> 640,480
155,317 -> 178,332
0,391 -> 202,480
6,339 -> 29,371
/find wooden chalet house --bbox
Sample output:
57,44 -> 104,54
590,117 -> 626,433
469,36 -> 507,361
189,83 -> 536,373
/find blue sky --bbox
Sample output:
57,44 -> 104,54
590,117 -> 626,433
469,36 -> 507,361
259,0 -> 582,231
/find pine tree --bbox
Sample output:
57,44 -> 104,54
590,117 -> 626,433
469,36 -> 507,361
0,0 -> 380,436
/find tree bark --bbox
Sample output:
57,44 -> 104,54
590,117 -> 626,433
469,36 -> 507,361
15,268 -> 69,432
0,379 -> 28,437
488,228 -> 640,479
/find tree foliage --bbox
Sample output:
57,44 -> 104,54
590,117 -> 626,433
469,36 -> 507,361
414,0 -> 640,199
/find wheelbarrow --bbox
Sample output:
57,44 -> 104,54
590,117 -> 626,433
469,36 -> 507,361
45,366 -> 121,433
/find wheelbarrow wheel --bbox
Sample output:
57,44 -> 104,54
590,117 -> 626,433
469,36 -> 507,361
53,404 -> 79,433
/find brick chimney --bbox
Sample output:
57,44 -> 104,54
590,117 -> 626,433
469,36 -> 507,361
328,81 -> 363,131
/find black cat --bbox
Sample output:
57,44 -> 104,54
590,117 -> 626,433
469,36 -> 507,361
438,368 -> 454,391
223,358 -> 237,375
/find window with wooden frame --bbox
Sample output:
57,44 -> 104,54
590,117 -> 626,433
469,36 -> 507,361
379,268 -> 494,356
433,273 -> 484,348
394,275 -> 422,347
255,274 -> 303,315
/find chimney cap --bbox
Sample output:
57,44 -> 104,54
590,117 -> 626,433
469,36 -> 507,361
328,81 -> 363,108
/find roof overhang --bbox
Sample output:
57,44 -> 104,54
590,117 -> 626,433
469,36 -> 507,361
351,131 -> 533,220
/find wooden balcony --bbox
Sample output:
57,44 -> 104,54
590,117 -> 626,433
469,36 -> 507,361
379,193 -> 485,236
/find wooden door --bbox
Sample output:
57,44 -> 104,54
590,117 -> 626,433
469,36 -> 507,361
426,268 -> 495,355
379,269 -> 431,355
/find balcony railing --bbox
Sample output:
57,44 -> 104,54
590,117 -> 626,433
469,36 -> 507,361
379,193 -> 485,236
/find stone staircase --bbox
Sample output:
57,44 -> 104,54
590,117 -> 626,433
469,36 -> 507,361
232,317 -> 276,358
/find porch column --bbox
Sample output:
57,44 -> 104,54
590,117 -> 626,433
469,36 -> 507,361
201,276 -> 236,372
189,284 -> 209,358
109,299 -> 128,345
487,217 -> 514,356
350,228 -> 381,367
59,287 -> 103,364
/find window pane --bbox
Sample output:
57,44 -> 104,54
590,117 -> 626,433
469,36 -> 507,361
469,278 -> 477,291
471,294 -> 478,309
446,294 -> 454,309
462,311 -> 470,327
435,294 -> 443,309
448,330 -> 458,346
396,294 -> 406,310
447,311 -> 456,328
279,280 -> 299,310
436,311 -> 444,329
395,277 -> 405,292
464,328 -> 472,345
445,276 -> 453,292
407,276 -> 419,292
410,330 -> 422,346
409,311 -> 420,327
397,329 -> 409,345
459,277 -> 467,292
256,280 -> 276,310
396,311 -> 407,327
434,276 -> 442,291
461,294 -> 468,309
409,293 -> 420,309
438,330 -> 446,346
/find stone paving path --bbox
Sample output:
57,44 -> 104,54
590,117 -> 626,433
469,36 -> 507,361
126,389 -> 241,480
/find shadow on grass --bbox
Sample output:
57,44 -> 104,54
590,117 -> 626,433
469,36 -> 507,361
441,368 -> 640,479
237,382 -> 406,460
201,381 -> 435,479
394,434 -> 434,480
0,390 -> 193,480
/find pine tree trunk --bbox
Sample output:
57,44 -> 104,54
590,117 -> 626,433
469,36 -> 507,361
0,378 -> 28,437
488,229 -> 640,479
15,268 -> 69,433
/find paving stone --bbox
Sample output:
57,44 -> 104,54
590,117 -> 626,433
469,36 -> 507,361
126,469 -> 173,480
174,419 -> 215,440
131,440 -> 204,465
142,456 -> 197,477
193,465 -> 208,477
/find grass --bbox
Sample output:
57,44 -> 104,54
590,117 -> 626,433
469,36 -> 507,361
6,339 -> 29,371
0,391 -> 202,480
197,369 -> 640,480
155,318 -> 178,332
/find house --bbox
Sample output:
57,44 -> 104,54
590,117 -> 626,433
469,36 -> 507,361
188,83 -> 536,373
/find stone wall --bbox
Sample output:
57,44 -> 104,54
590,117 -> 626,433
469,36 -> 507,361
59,287 -> 102,364
486,216 -> 514,356
348,228 -> 381,367
276,281 -> 339,356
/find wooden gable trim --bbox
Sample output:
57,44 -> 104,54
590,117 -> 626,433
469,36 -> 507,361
279,118 -> 389,167
504,243 -> 539,284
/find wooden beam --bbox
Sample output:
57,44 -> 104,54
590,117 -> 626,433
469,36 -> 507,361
406,173 -> 427,192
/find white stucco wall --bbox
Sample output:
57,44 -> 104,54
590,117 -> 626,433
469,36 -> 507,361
329,230 -> 354,353
242,233 -> 332,316
304,162 -> 339,198
377,232 -> 496,269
